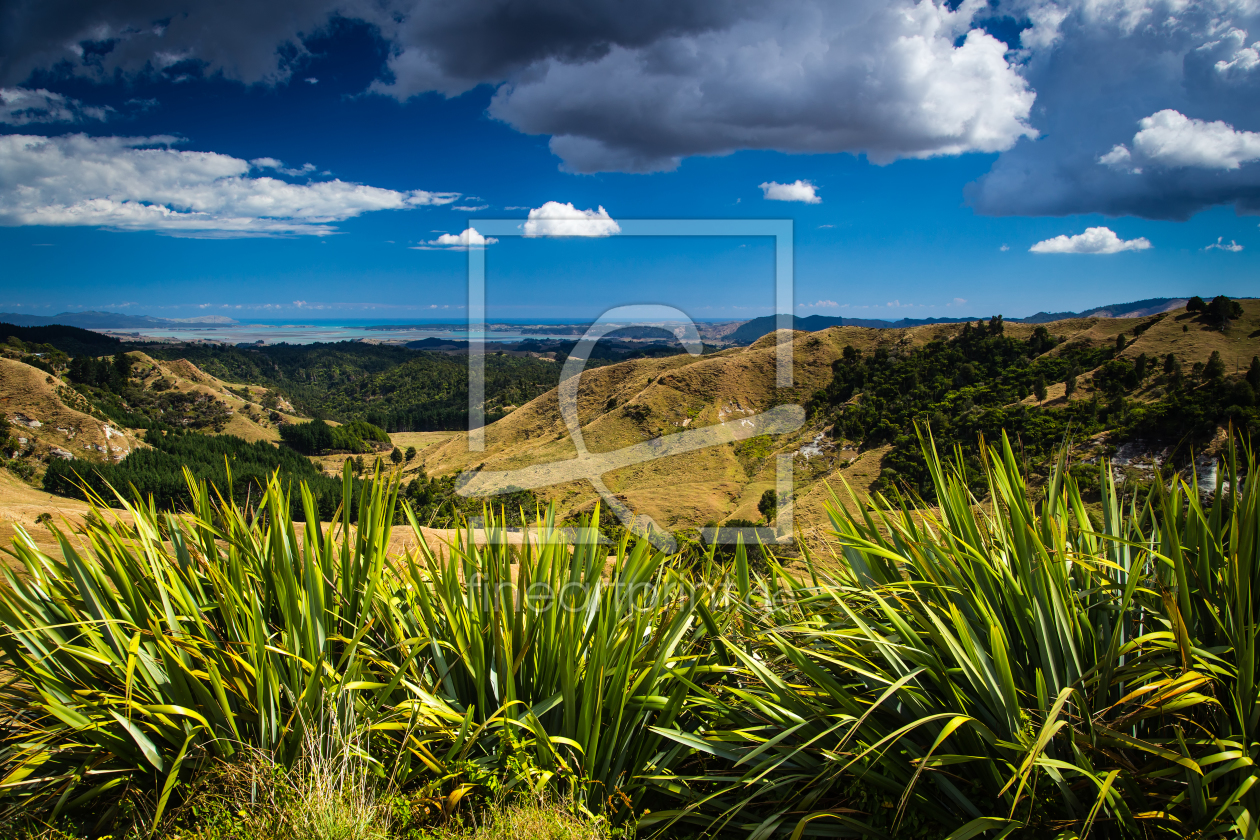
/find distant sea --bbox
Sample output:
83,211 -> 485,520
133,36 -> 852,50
112,320 -> 580,345
108,316 -> 729,346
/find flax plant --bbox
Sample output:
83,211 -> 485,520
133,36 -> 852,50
0,463 -> 463,829
389,504 -> 719,817
648,432 -> 1248,839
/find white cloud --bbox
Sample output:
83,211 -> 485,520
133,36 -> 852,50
1098,144 -> 1137,172
798,299 -> 842,309
760,180 -> 820,204
250,158 -> 319,177
969,3 -> 1260,220
452,203 -> 489,211
522,201 -> 619,237
1029,226 -> 1152,254
1125,110 -> 1260,170
0,87 -> 110,124
0,134 -> 460,237
952,297 -> 967,305
490,2 -> 1036,172
414,227 -> 497,249
999,244 -> 1009,251
1205,236 -> 1244,252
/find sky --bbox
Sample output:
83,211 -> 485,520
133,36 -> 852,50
1,1 -> 1258,322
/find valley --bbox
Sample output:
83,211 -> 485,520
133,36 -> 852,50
4,297 -> 1258,554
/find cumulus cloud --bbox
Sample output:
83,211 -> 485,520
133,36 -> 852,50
414,227 -> 497,249
522,201 -> 620,237
761,180 -> 820,203
0,87 -> 110,124
1029,226 -> 1152,254
17,0 -> 1260,217
489,2 -> 1036,172
968,1 -> 1260,219
0,134 -> 460,237
0,2 -> 1036,174
1102,110 -> 1260,171
1205,237 -> 1244,252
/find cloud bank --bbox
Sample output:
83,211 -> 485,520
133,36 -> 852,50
0,1 -> 1035,174
968,1 -> 1260,220
0,134 -> 459,236
7,0 -> 1260,220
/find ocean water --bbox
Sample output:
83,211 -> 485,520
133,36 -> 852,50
110,321 -> 579,345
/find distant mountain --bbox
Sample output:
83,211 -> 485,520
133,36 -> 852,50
727,314 -> 985,344
0,311 -> 239,329
0,321 -> 122,356
1018,298 -> 1188,324
727,298 -> 1198,344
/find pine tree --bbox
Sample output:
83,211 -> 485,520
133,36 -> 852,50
1204,351 -> 1226,381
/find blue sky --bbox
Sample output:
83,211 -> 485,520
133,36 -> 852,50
2,3 -> 1259,322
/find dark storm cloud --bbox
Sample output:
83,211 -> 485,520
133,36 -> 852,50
968,0 -> 1260,220
6,0 -> 1260,220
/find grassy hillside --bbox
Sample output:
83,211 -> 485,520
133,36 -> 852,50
418,300 -> 1260,541
141,341 -> 652,431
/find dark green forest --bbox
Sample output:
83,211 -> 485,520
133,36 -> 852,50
278,418 -> 390,454
813,312 -> 1260,498
140,338 -> 692,432
141,343 -> 563,431
63,351 -> 234,432
43,429 -> 364,520
0,321 -> 122,358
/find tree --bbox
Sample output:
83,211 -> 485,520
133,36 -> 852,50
352,456 -> 365,476
1164,353 -> 1177,375
1115,333 -> 1127,353
405,445 -> 417,462
1034,375 -> 1047,405
1248,356 -> 1260,390
1204,295 -> 1244,328
1064,372 -> 1077,399
1204,350 -> 1226,381
1186,295 -> 1205,313
112,352 -> 133,386
390,447 -> 403,465
260,390 -> 280,410
1134,353 -> 1148,380
758,488 -> 778,524
988,314 -> 1004,335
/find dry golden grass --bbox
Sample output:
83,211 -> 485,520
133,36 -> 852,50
415,304 -> 1260,543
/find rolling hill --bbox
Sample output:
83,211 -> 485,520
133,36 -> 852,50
418,301 -> 1260,548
